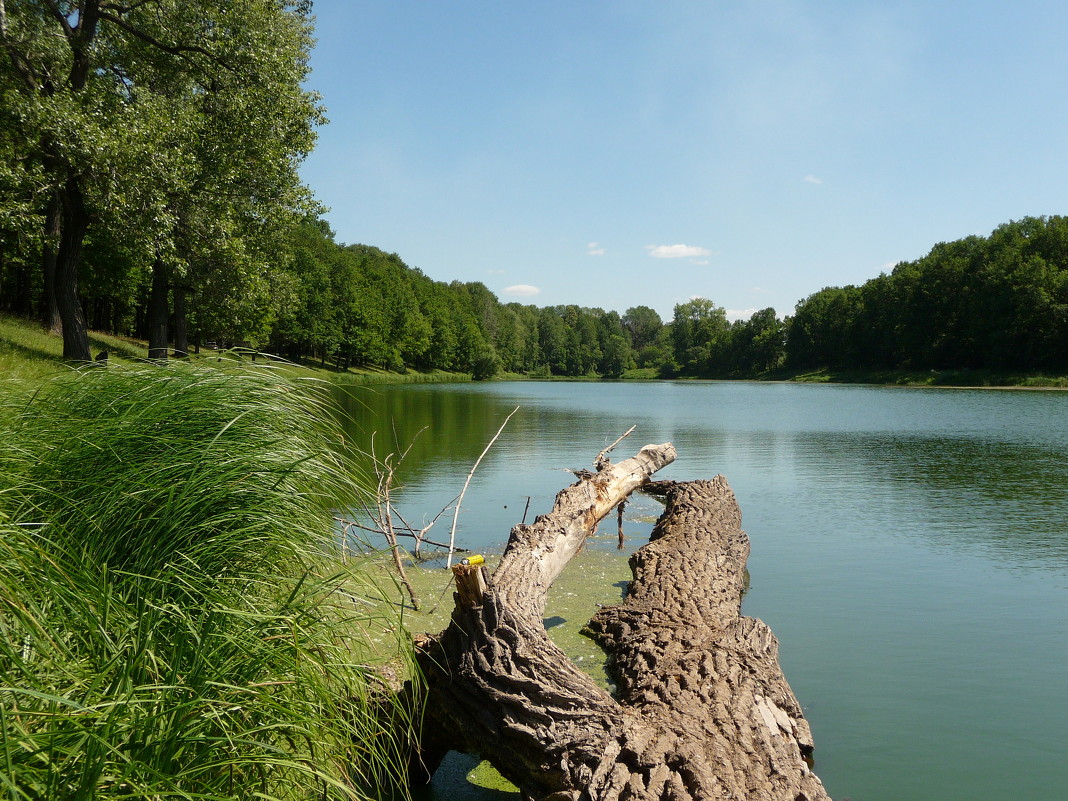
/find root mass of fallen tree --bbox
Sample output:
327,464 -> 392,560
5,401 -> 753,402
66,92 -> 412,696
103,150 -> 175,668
403,442 -> 830,801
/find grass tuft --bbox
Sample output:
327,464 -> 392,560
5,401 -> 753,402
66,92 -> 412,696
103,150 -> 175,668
0,363 -> 418,799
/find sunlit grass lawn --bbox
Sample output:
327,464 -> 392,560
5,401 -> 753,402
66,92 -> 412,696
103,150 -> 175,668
0,314 -> 149,382
0,313 -> 469,387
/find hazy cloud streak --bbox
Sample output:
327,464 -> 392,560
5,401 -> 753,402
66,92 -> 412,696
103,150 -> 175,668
647,244 -> 712,259
503,284 -> 541,297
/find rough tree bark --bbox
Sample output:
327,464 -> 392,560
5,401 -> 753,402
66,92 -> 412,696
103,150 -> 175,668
409,443 -> 829,801
41,192 -> 62,334
173,285 -> 189,357
55,178 -> 91,362
147,256 -> 170,360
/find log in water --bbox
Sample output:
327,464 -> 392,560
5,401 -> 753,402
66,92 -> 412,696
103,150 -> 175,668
407,444 -> 828,801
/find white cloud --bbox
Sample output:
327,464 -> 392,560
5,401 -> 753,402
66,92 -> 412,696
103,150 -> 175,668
502,284 -> 541,297
486,268 -> 506,275
587,241 -> 605,256
646,244 -> 712,260
804,174 -> 823,185
726,307 -> 759,322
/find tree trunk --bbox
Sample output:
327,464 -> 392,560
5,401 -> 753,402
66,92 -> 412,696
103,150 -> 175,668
147,256 -> 170,360
56,179 -> 91,362
41,192 -> 62,334
407,445 -> 829,801
173,285 -> 189,357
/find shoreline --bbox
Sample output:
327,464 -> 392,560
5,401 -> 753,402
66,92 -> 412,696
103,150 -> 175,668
4,314 -> 1066,390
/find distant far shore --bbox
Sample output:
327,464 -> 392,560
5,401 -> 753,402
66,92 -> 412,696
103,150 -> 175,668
3,314 -> 1066,390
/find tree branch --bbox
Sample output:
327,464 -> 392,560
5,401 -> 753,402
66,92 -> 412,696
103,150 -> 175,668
100,0 -> 159,13
97,10 -> 237,73
410,453 -> 831,801
446,406 -> 519,567
41,0 -> 76,41
595,424 -> 636,470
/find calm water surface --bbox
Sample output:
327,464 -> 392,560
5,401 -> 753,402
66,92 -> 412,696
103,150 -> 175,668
334,381 -> 1068,801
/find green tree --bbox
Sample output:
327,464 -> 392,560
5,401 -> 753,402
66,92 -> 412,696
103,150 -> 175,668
786,286 -> 862,368
622,305 -> 663,350
725,308 -> 785,375
0,0 -> 321,360
672,298 -> 729,375
597,310 -> 635,376
537,308 -> 568,374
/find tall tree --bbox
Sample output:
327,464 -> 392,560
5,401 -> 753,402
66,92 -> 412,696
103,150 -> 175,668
672,298 -> 729,375
622,305 -> 663,350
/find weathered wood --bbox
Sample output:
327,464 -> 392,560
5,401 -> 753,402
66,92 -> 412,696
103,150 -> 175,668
585,477 -> 827,800
409,445 -> 829,801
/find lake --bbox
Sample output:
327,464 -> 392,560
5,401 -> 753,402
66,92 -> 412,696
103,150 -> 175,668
333,380 -> 1068,801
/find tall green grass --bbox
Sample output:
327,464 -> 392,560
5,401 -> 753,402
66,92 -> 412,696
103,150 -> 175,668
0,363 -> 418,799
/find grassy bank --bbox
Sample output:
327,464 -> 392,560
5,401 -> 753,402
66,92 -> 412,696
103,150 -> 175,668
0,362 -> 418,799
0,313 -> 469,386
769,366 -> 1068,388
0,315 -> 149,382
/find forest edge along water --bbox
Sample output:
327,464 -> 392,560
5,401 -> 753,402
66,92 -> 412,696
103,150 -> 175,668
4,3 -> 1068,795
335,379 -> 1068,801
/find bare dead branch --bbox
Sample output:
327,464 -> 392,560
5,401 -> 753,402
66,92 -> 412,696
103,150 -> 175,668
336,516 -> 467,553
446,406 -> 520,568
365,433 -> 419,610
594,424 -> 637,470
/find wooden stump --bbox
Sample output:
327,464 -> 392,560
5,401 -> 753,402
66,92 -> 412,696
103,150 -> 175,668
408,444 -> 830,801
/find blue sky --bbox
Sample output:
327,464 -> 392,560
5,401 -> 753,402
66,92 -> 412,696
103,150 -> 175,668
300,0 -> 1068,322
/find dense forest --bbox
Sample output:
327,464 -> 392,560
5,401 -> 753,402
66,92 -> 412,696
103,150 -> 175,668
2,5 -> 1067,379
787,216 -> 1068,373
6,205 -> 1068,379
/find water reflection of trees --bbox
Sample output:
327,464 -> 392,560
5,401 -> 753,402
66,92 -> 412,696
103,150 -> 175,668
331,385 -> 513,483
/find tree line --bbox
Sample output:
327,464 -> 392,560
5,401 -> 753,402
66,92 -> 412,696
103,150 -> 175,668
267,218 -> 669,379
666,215 -> 1068,378
5,197 -> 1068,378
786,216 -> 1068,373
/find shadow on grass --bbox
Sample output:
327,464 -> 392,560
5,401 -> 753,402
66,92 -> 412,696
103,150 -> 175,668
0,336 -> 65,365
87,332 -> 146,360
0,316 -> 147,364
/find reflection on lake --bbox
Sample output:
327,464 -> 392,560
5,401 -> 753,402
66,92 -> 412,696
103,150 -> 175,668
333,380 -> 1068,801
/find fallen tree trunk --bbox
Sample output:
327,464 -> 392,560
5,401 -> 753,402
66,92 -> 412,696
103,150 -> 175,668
408,443 -> 830,801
